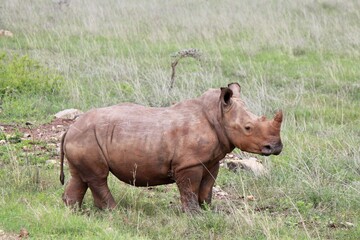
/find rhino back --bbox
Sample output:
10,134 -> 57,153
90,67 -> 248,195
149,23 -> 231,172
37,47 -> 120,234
104,101 -> 218,160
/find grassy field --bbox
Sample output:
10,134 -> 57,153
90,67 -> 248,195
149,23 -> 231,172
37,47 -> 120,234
1,0 -> 359,239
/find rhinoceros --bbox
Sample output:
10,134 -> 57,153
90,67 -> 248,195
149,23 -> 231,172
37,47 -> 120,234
60,83 -> 283,212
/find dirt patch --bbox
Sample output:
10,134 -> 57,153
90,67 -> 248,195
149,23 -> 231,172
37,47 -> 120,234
0,230 -> 20,240
0,118 -> 74,168
1,118 -> 74,143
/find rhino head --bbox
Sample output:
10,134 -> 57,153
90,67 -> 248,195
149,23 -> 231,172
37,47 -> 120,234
220,83 -> 283,156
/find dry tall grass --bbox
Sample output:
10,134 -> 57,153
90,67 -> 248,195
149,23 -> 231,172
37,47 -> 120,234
2,0 -> 359,109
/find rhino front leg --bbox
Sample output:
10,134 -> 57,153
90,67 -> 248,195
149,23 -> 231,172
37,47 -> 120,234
88,178 -> 116,210
175,166 -> 203,213
198,163 -> 220,208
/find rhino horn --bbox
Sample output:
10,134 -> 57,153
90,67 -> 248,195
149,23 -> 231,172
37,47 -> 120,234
272,110 -> 283,129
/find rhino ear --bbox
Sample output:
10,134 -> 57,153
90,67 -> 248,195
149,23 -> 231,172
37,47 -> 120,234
228,83 -> 241,98
220,87 -> 233,107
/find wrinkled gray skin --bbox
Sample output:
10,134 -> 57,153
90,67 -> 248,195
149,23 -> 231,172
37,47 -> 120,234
60,83 -> 283,212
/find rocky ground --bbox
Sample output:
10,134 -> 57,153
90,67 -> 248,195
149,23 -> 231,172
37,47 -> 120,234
0,228 -> 28,240
1,118 -> 73,143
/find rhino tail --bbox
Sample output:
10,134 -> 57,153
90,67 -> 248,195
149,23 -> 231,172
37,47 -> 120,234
60,130 -> 67,185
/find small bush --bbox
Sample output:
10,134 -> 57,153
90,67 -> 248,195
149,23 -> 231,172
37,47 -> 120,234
0,52 -> 65,122
0,52 -> 63,99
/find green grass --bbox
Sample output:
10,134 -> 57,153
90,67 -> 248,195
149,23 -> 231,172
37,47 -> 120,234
1,0 -> 360,239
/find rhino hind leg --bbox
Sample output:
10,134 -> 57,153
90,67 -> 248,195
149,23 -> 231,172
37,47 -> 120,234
87,178 -> 116,210
62,174 -> 88,208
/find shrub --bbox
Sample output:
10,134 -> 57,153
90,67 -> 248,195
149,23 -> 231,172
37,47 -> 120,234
0,52 -> 63,100
0,52 -> 65,122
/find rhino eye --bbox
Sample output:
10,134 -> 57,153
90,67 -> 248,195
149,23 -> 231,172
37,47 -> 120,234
244,126 -> 252,131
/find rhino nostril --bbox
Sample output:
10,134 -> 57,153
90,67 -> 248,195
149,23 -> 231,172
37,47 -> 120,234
263,145 -> 272,151
261,145 -> 273,155
262,142 -> 282,155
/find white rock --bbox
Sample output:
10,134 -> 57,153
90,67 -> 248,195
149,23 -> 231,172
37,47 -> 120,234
246,195 -> 255,201
341,222 -> 355,228
23,133 -> 31,138
226,158 -> 268,176
54,109 -> 83,120
213,186 -> 229,199
0,29 -> 14,37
